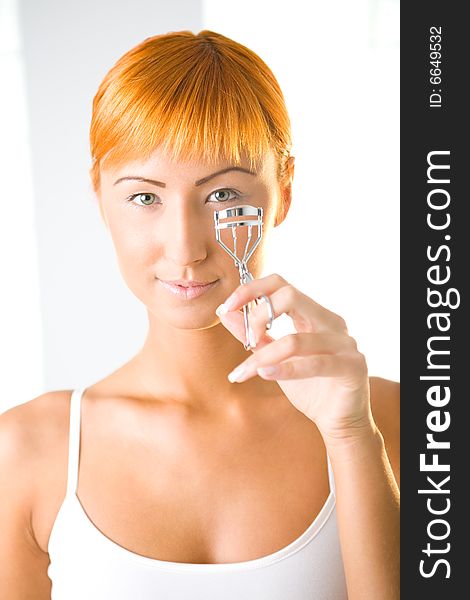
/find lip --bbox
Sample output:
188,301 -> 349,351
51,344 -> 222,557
161,279 -> 216,287
157,278 -> 219,300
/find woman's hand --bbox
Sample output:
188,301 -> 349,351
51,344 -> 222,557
216,273 -> 375,448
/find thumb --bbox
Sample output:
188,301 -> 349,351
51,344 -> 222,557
217,309 -> 275,352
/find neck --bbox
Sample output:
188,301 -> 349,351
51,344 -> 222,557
132,310 -> 279,415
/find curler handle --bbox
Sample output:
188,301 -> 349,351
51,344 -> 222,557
238,267 -> 274,350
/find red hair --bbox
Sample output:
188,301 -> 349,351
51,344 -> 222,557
89,30 -> 293,221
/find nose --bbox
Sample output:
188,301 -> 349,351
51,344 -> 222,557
161,200 -> 210,266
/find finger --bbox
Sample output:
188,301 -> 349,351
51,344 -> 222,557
250,285 -> 347,339
255,352 -> 368,383
227,332 -> 358,382
221,274 -> 348,339
217,307 -> 275,352
223,273 -> 289,310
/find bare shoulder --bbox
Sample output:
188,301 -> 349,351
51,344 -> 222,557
0,390 -> 72,473
0,389 -> 73,521
369,376 -> 400,486
0,390 -> 72,598
369,376 -> 400,436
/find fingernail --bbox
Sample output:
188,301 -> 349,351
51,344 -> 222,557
257,365 -> 277,377
248,326 -> 257,348
224,294 -> 238,310
228,365 -> 246,383
216,303 -> 228,316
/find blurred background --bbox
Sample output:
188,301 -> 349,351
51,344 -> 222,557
0,0 -> 399,412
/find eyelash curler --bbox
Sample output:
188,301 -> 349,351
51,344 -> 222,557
214,204 -> 274,351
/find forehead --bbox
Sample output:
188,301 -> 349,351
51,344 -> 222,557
101,146 -> 278,186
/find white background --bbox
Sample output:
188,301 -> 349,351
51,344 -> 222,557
0,0 -> 399,413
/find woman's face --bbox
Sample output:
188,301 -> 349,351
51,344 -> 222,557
98,147 -> 286,329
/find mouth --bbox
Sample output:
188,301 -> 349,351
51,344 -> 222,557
157,278 -> 219,300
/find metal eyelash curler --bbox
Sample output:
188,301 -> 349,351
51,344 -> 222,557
214,204 -> 274,351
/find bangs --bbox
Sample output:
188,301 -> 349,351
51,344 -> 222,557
89,31 -> 291,194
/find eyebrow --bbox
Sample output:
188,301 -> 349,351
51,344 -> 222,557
113,166 -> 257,187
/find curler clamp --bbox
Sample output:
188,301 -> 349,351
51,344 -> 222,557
214,204 -> 274,351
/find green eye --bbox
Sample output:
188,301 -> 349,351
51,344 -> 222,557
208,189 -> 241,203
128,193 -> 159,207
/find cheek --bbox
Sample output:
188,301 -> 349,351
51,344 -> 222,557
246,184 -> 278,229
108,219 -> 158,272
263,189 -> 280,224
250,239 -> 269,279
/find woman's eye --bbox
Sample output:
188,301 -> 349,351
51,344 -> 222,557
208,189 -> 241,203
127,189 -> 241,208
128,192 -> 159,207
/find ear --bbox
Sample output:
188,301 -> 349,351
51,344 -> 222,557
274,156 -> 295,227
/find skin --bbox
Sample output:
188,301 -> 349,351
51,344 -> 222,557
97,147 -> 290,413
0,146 -> 399,599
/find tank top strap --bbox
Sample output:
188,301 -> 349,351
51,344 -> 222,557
326,454 -> 336,496
66,388 -> 84,496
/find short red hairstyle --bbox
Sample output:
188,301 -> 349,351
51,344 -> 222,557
89,30 -> 293,222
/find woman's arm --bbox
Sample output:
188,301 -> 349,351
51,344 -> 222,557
328,377 -> 400,600
216,274 -> 400,599
0,402 -> 53,600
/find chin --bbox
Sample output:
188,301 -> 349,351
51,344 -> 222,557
147,304 -> 222,331
163,316 -> 222,332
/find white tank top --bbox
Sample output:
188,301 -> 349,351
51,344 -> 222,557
47,388 -> 348,599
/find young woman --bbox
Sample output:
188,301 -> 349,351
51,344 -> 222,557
0,30 -> 399,599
